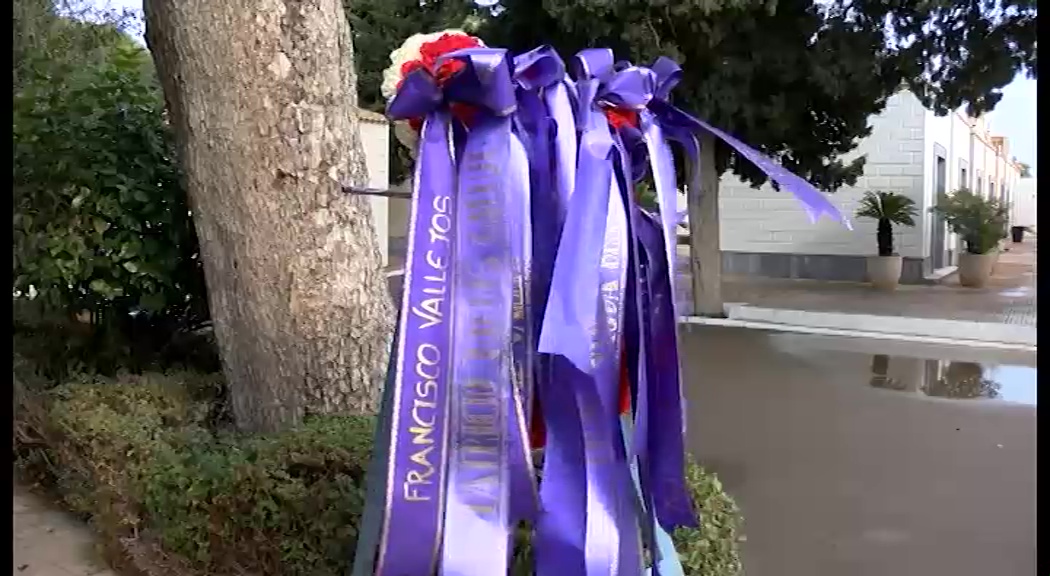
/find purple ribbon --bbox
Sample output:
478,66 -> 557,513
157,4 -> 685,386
538,49 -> 653,372
507,118 -> 541,524
377,72 -> 456,576
433,47 -> 538,576
375,43 -> 854,576
611,132 -> 663,573
626,55 -> 855,540
645,56 -> 850,228
514,46 -> 593,576
540,48 -> 655,576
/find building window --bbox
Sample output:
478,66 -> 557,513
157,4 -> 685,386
990,181 -> 996,199
976,171 -> 983,194
960,167 -> 968,189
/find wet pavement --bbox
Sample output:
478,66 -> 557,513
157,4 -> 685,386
675,241 -> 1038,325
392,241 -> 1037,327
680,324 -> 1037,576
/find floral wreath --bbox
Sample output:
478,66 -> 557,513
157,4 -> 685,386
381,30 -> 485,154
382,31 -> 642,156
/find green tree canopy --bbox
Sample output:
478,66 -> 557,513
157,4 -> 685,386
348,0 -> 480,112
347,0 -> 479,182
478,0 -> 1037,192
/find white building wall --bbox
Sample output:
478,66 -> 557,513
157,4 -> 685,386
1012,178 -> 1038,229
922,111 -> 948,260
921,107 -> 976,262
358,111 -> 391,266
718,90 -> 927,259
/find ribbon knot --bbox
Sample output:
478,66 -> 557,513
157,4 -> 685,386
514,45 -> 567,91
388,47 -> 517,122
572,49 -> 656,132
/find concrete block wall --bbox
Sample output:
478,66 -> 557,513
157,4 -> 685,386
719,90 -> 928,261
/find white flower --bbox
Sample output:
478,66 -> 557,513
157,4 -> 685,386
380,29 -> 482,102
380,30 -> 484,154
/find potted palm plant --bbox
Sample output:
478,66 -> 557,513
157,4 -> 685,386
855,191 -> 918,290
931,188 -> 1009,288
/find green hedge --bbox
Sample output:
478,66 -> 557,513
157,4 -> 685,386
16,372 -> 743,576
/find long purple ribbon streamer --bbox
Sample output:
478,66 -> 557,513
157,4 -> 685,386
440,113 -> 515,576
636,114 -> 697,531
540,48 -> 652,576
614,137 -> 662,575
436,47 -> 540,576
374,110 -> 455,576
507,124 -> 541,524
514,46 -> 592,576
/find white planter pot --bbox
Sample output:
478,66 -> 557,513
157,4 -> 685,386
958,251 -> 997,288
867,255 -> 903,291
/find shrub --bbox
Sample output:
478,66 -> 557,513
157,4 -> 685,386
13,302 -> 222,385
931,188 -> 1010,255
14,7 -> 208,338
855,190 -> 918,257
16,373 -> 743,576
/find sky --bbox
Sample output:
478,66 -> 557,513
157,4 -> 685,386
985,74 -> 1038,175
89,0 -> 1038,174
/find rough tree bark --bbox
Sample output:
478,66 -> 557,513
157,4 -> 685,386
687,132 -> 725,317
144,0 -> 395,432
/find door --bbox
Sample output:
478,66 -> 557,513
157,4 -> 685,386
931,152 -> 949,269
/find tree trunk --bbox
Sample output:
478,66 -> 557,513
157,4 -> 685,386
143,0 -> 395,432
687,132 -> 724,317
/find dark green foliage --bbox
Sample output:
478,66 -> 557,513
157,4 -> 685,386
17,371 -> 744,576
14,36 -> 206,327
635,179 -> 659,211
14,0 -> 143,93
855,191 -> 918,256
14,301 -> 222,385
14,2 -> 209,366
477,0 -> 1037,192
348,0 -> 479,183
348,0 -> 478,113
672,458 -> 745,575
932,188 -> 1010,254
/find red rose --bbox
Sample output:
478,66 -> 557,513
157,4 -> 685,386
419,33 -> 482,71
605,107 -> 639,130
397,33 -> 484,131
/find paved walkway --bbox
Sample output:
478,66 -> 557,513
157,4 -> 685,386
14,485 -> 116,576
677,241 -> 1037,327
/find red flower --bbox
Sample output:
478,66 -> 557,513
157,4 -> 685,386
435,59 -> 467,85
396,33 -> 484,131
400,59 -> 425,78
419,33 -> 482,71
605,107 -> 639,130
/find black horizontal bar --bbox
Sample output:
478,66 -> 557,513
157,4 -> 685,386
341,185 -> 413,199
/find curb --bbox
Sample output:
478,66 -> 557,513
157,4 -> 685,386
680,304 -> 1037,351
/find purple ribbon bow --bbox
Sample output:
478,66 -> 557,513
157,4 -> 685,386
645,56 -> 851,227
379,47 -> 538,576
377,57 -> 458,576
431,47 -> 541,576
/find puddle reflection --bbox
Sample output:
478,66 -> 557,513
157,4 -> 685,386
869,355 -> 1036,404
